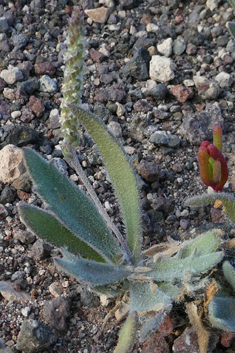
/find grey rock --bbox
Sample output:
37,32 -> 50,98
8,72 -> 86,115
215,71 -> 233,88
183,28 -> 206,46
188,5 -> 204,25
173,38 -> 186,55
0,126 -> 40,148
144,84 -> 168,101
179,103 -> 224,145
180,219 -> 190,229
150,131 -> 168,145
43,296 -> 71,332
13,230 -> 35,244
0,18 -> 9,33
137,159 -> 162,182
95,86 -> 126,103
107,121 -> 122,138
12,34 -> 29,49
78,0 -> 94,10
0,186 -> 16,204
150,131 -> 180,148
80,290 -> 100,307
39,75 -> 57,93
0,338 -> 14,353
30,0 -> 45,13
118,0 -> 135,9
16,319 -> 56,353
152,196 -> 175,214
0,204 -> 8,220
129,115 -> 150,142
28,239 -> 51,260
122,48 -> 150,81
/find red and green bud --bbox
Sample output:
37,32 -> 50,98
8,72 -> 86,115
198,126 -> 228,192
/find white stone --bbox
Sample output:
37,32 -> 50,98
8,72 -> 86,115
49,108 -> 59,118
157,38 -> 173,57
116,102 -> 126,117
145,79 -> 157,90
118,10 -> 126,18
11,111 -> 21,119
0,145 -> 26,184
183,79 -> 195,87
149,55 -> 175,82
129,25 -> 137,35
3,88 -> 15,100
21,307 -> 31,317
146,23 -> 159,32
85,7 -> 111,24
215,71 -> 233,88
0,67 -> 23,84
206,0 -> 220,10
39,75 -> 57,93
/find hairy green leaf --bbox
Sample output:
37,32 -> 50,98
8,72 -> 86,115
68,104 -> 141,263
149,249 -> 224,282
222,261 -> 235,291
185,192 -> 235,224
19,203 -> 105,262
158,282 -> 182,301
54,249 -> 131,286
208,295 -> 235,331
129,280 -> 172,313
23,148 -> 121,264
114,311 -> 139,353
181,230 -> 221,258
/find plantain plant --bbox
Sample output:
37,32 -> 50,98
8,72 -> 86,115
18,8 -> 227,353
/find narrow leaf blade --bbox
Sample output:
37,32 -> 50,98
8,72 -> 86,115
54,251 -> 131,286
23,148 -> 121,264
68,104 -> 141,262
19,203 -> 105,262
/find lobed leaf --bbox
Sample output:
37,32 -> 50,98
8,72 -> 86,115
149,249 -> 224,283
22,148 -> 121,264
19,203 -> 105,262
180,230 -> 222,259
185,193 -> 235,224
54,249 -> 131,287
68,104 -> 142,263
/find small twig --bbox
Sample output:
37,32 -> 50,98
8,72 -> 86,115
64,143 -> 134,265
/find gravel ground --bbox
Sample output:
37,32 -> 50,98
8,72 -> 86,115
1,0 -> 235,352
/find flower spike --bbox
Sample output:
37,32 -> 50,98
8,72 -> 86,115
198,126 -> 228,192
